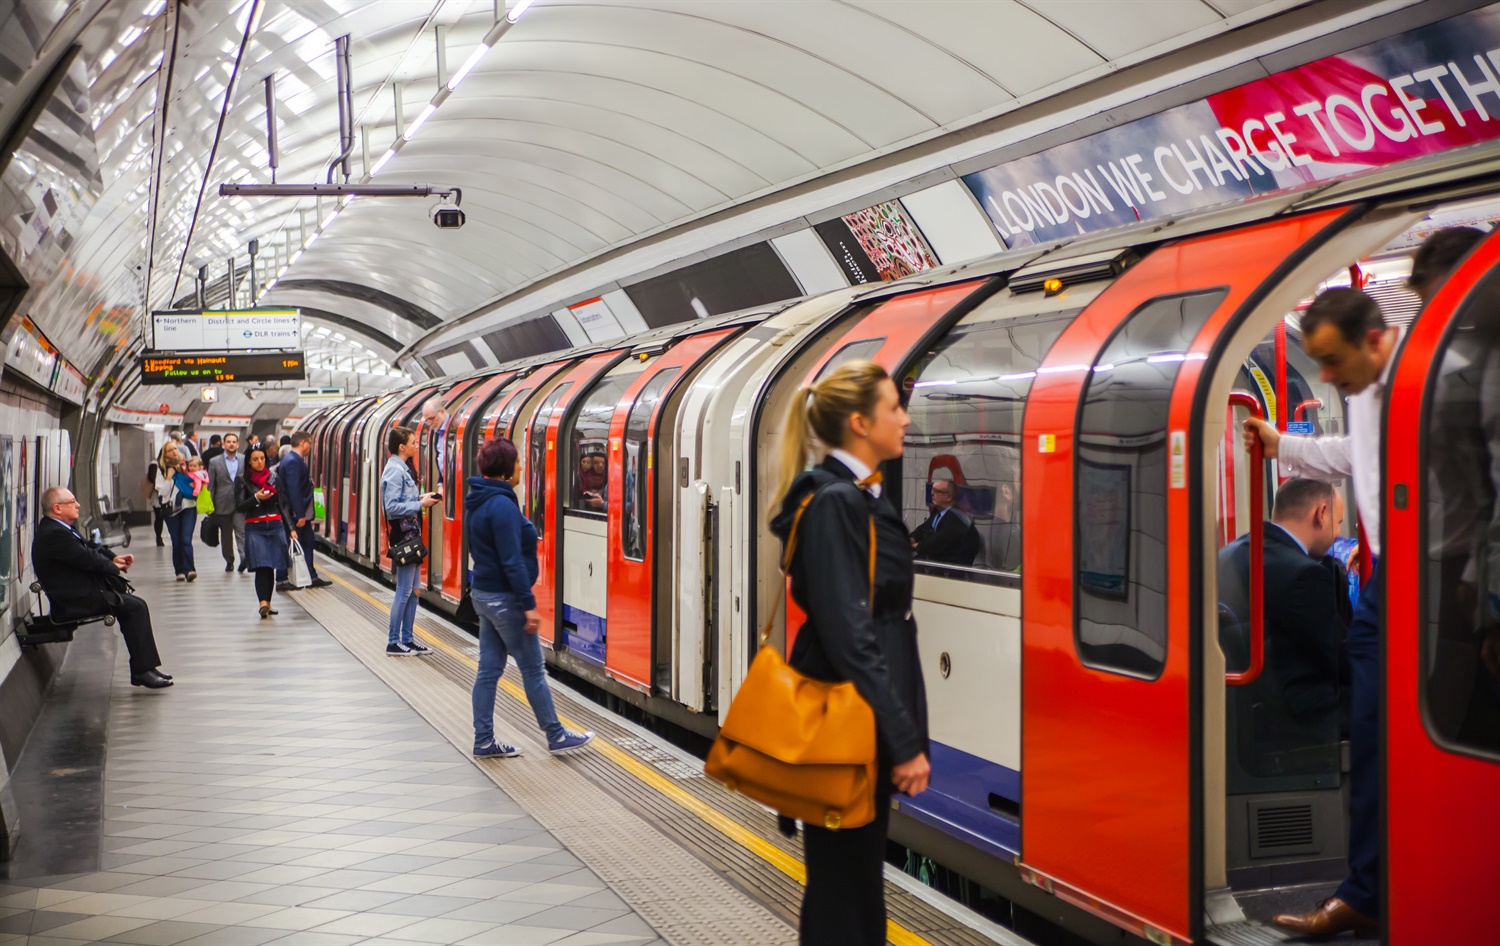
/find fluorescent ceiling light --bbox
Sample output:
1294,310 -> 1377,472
288,249 -> 303,264
403,104 -> 436,140
321,208 -> 340,228
448,43 -> 490,90
145,0 -> 166,15
304,230 -> 319,247
369,148 -> 395,175
507,0 -> 536,22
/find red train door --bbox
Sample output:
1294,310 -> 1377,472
440,372 -> 516,604
1020,210 -> 1344,945
606,328 -> 738,691
1383,230 -> 1500,945
533,352 -> 623,647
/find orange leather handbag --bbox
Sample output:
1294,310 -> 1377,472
704,489 -> 878,830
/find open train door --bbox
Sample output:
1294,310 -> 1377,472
1382,230 -> 1500,945
1019,210 -> 1345,945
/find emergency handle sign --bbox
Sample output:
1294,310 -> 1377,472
151,310 -> 300,352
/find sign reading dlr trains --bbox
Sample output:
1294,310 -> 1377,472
138,352 -> 305,384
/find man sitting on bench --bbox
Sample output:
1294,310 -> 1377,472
33,487 -> 173,689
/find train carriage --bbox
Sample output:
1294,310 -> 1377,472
302,146 -> 1500,946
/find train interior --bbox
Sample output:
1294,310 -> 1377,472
1204,191 -> 1500,920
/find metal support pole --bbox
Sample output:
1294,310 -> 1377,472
248,238 -> 259,302
264,74 -> 279,183
227,256 -> 238,309
360,125 -> 369,177
326,35 -> 354,183
196,266 -> 208,310
393,81 -> 404,134
435,25 -> 448,89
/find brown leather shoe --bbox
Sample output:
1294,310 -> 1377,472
1273,897 -> 1378,936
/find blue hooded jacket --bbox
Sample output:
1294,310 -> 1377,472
464,476 -> 538,609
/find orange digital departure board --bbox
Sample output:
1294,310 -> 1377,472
139,352 -> 305,384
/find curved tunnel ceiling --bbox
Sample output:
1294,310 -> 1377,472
4,0 -> 1364,417
163,0 -> 1302,340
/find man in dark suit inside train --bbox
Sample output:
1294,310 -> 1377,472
1218,477 -> 1347,743
32,486 -> 173,688
910,478 -> 981,567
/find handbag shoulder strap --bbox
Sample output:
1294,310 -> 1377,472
760,476 -> 877,646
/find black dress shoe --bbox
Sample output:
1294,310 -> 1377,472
154,670 -> 173,681
225,563 -> 234,573
237,562 -> 248,573
308,577 -> 333,589
275,581 -> 298,592
130,670 -> 173,689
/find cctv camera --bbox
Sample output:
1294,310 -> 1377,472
432,204 -> 465,229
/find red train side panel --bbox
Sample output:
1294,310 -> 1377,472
1383,229 -> 1500,945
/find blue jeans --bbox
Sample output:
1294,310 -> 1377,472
471,590 -> 565,745
1336,559 -> 1381,917
388,563 -> 420,646
166,510 -> 197,575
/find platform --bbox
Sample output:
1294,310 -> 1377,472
0,544 -> 1019,946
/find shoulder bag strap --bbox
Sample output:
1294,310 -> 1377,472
759,476 -> 879,647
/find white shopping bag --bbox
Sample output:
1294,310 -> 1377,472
289,535 -> 309,588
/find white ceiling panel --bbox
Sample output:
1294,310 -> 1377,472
1023,0 -> 1225,62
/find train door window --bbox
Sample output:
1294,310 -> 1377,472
568,363 -> 649,516
496,387 -> 532,440
526,383 -> 572,537
814,338 -> 885,382
1421,266 -> 1500,758
903,312 -> 1075,577
622,367 -> 681,561
444,419 -> 460,517
1075,290 -> 1226,679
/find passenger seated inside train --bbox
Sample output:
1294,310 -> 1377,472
910,478 -> 982,566
1218,478 -> 1349,749
577,449 -> 607,512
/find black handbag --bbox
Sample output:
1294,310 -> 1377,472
200,516 -> 219,547
388,516 -> 427,566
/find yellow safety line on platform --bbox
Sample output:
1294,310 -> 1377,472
322,571 -> 933,946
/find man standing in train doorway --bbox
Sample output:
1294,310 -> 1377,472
1243,229 -> 1484,938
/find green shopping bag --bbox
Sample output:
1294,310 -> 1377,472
313,487 -> 326,521
196,488 -> 214,515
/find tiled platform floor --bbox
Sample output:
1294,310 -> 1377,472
0,544 -> 664,946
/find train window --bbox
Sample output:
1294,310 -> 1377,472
622,367 -> 681,562
1421,267 -> 1500,759
526,383 -> 572,537
1075,290 -> 1226,679
815,338 -> 885,382
495,387 -> 532,440
568,364 -> 649,516
903,312 -> 1074,577
443,418 -> 460,518
0,438 -> 9,613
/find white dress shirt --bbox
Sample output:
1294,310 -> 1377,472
1278,347 -> 1396,557
828,448 -> 882,498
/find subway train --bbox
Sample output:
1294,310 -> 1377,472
300,146 -> 1500,946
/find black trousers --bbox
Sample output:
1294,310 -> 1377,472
113,594 -> 162,675
799,772 -> 892,946
292,521 -> 319,580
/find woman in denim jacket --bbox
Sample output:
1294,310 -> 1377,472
381,426 -> 439,656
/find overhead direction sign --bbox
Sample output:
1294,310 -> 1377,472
139,352 -> 306,385
151,309 -> 301,352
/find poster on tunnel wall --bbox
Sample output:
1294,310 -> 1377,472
963,4 -> 1500,246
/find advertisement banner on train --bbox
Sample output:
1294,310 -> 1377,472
964,6 -> 1500,246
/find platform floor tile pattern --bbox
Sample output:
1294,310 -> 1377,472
0,547 -> 664,946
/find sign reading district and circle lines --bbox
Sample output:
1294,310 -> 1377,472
151,309 -> 301,352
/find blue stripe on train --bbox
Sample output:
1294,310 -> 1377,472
896,740 -> 1020,861
562,604 -> 607,666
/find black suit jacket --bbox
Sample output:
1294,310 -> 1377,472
1218,523 -> 1345,725
31,517 -> 131,620
911,505 -> 982,567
